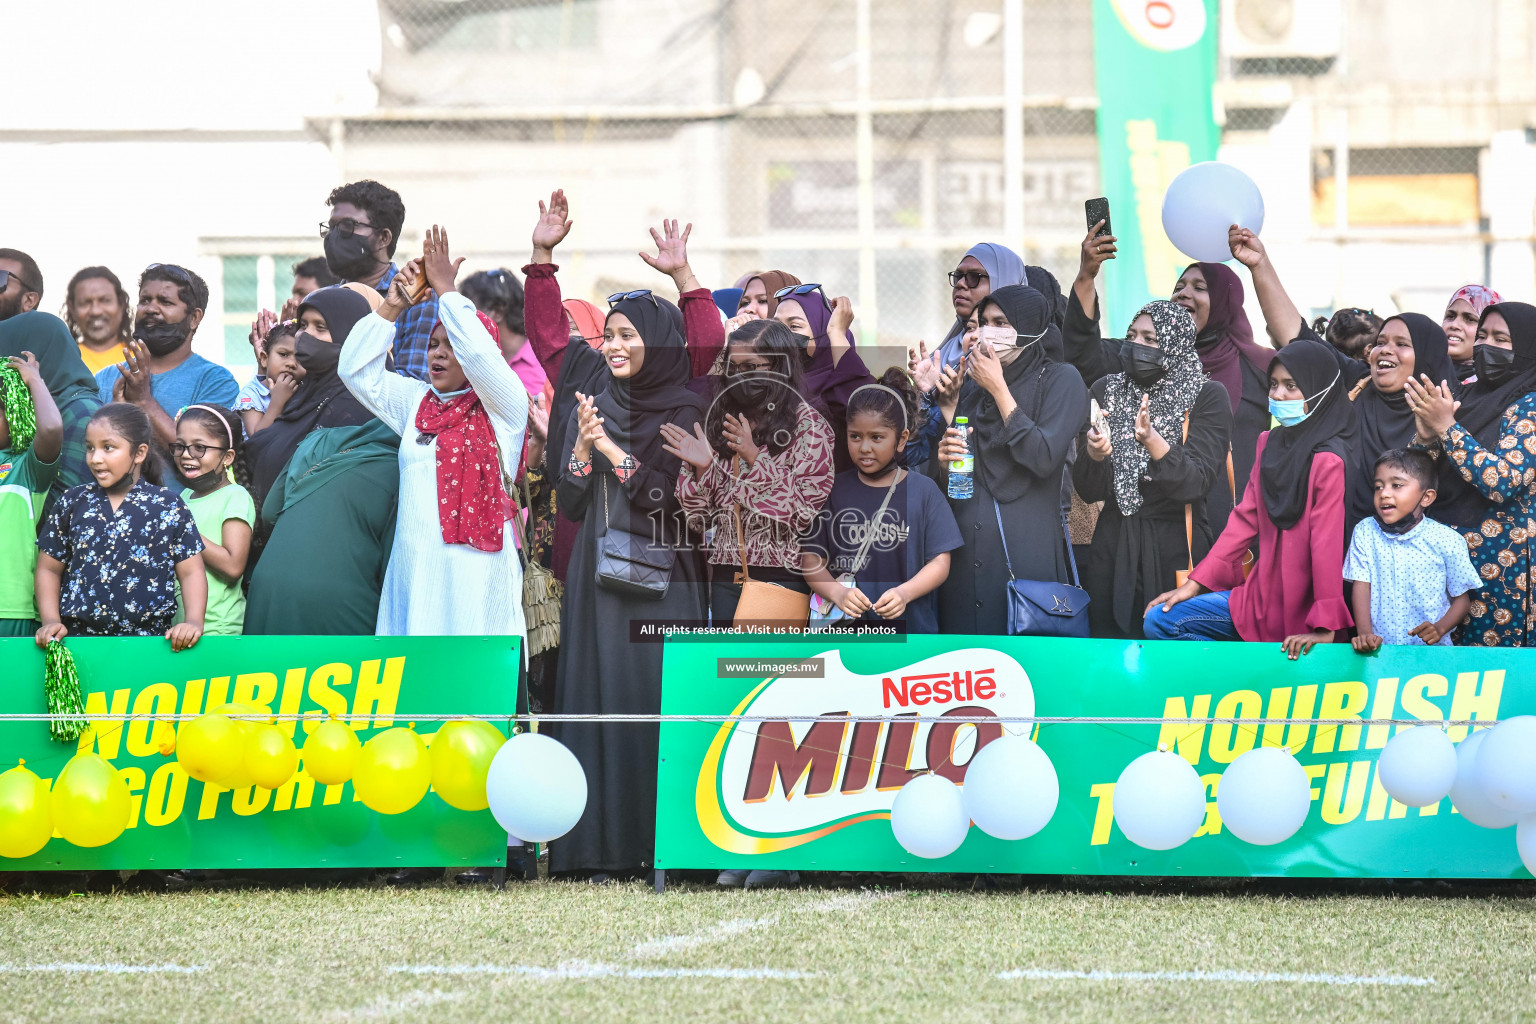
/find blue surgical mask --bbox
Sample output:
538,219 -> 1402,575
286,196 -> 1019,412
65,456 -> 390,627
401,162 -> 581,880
1269,369 -> 1340,428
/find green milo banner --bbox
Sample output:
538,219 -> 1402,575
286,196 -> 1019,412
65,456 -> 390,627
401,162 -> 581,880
656,636 -> 1527,877
1092,0 -> 1221,327
0,636 -> 519,870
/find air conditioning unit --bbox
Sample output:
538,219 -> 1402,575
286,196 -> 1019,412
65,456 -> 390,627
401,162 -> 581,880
1222,0 -> 1340,58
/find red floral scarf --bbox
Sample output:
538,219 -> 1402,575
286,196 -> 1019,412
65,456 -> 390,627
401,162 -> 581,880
416,388 -> 512,552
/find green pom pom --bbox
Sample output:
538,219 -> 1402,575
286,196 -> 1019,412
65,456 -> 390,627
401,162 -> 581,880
0,363 -> 37,453
44,640 -> 86,743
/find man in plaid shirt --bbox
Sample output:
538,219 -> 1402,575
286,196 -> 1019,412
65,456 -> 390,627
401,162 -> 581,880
320,180 -> 438,380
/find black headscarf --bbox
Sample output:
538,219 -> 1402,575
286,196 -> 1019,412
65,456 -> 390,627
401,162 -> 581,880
243,286 -> 374,509
0,311 -> 100,410
1260,339 -> 1356,530
583,294 -> 703,470
1434,302 -> 1536,528
1347,312 -> 1458,524
955,284 -> 1061,503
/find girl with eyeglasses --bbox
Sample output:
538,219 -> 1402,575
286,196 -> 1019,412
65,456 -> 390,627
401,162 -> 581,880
168,403 -> 253,636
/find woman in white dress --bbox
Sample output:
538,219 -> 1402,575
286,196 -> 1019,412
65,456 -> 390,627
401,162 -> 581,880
339,225 -> 529,637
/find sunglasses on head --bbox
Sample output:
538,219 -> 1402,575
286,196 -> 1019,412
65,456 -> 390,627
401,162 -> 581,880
948,269 -> 989,289
146,263 -> 195,288
0,269 -> 39,294
607,289 -> 659,309
772,282 -> 825,301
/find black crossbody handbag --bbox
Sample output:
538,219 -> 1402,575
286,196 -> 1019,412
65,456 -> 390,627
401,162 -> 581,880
593,475 -> 675,600
993,500 -> 1091,638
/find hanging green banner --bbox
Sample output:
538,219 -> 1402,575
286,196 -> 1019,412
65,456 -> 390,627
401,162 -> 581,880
655,636 -> 1528,878
1091,0 -> 1221,328
0,636 -> 519,871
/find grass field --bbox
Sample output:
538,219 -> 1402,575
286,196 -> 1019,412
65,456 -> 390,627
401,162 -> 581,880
2,873 -> 1534,1023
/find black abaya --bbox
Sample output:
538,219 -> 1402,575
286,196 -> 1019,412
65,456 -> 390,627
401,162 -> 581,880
1074,380 -> 1230,638
1063,290 -> 1267,533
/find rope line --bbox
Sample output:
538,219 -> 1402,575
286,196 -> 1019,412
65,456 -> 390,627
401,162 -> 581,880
0,713 -> 1500,726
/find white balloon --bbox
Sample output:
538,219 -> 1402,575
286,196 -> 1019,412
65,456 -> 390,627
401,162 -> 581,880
1160,162 -> 1265,263
890,774 -> 969,859
1377,726 -> 1458,807
1450,729 -> 1518,829
1113,750 -> 1207,851
961,736 -> 1059,841
1517,815 -> 1536,877
1215,746 -> 1311,846
1473,716 -> 1536,814
485,733 -> 588,843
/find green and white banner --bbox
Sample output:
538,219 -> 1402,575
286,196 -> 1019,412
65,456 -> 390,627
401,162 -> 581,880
656,636 -> 1527,878
1091,0 -> 1221,327
1,636 -> 519,870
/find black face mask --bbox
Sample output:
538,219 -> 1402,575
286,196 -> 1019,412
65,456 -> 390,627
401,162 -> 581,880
1122,341 -> 1169,390
134,318 -> 190,357
323,228 -> 378,280
1377,504 -> 1426,536
172,460 -> 226,495
1474,343 -> 1518,386
294,332 -> 340,377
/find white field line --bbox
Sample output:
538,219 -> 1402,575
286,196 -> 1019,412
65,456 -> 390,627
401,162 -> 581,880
323,990 -> 463,1021
0,962 -> 208,974
998,968 -> 1435,987
390,961 -> 811,981
632,916 -> 778,959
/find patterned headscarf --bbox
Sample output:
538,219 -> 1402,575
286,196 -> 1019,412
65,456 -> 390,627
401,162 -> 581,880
1448,284 -> 1502,319
1100,300 -> 1205,516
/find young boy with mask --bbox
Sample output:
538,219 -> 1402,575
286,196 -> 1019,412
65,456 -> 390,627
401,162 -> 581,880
1345,448 -> 1479,650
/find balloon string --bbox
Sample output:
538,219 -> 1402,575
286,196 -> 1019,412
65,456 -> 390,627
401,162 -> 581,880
0,713 -> 1498,725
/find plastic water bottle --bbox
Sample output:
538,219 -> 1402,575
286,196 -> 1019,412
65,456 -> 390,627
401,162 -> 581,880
947,416 -> 974,499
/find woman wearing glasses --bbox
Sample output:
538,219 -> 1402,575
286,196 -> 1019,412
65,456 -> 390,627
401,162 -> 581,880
930,285 -> 1089,635
934,244 -> 1027,368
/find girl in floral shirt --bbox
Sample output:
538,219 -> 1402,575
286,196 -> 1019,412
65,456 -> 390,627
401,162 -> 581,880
35,402 -> 206,650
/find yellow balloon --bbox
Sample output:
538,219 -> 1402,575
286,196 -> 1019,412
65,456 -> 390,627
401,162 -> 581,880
51,753 -> 130,848
353,728 -> 432,815
210,704 -> 263,790
430,720 -> 506,811
245,723 -> 299,790
303,719 -> 362,785
0,761 -> 53,858
152,720 -> 177,756
176,713 -> 242,784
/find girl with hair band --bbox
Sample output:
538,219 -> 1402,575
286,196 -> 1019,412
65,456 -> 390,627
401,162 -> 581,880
1074,225 -> 1277,536
930,285 -> 1089,635
34,402 -> 206,650
0,311 -> 104,504
1076,301 -> 1231,639
339,226 -> 529,638
802,370 -> 962,633
1407,301 -> 1536,646
1442,284 -> 1502,382
668,317 -> 836,626
552,290 -> 707,883
170,403 -> 255,636
1145,339 -> 1356,658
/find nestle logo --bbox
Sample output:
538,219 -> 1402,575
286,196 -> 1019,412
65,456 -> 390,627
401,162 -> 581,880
881,669 -> 997,708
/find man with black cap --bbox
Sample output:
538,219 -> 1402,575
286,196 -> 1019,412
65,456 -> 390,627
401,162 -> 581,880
321,179 -> 438,381
95,264 -> 238,446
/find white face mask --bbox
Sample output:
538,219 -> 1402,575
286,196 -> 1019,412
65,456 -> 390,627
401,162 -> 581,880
977,325 -> 1018,349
